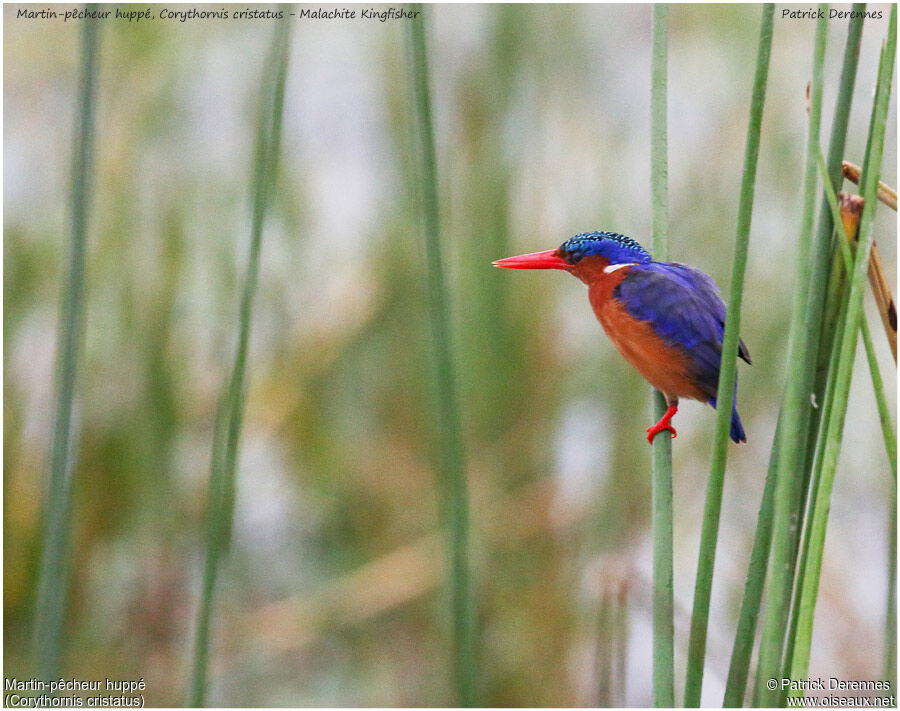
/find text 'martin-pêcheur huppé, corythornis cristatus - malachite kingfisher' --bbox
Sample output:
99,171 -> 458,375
493,231 -> 750,444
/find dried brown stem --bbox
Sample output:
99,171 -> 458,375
842,161 -> 898,211
839,192 -> 897,361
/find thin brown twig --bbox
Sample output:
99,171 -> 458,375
842,161 -> 898,211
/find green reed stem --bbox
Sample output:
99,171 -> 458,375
723,423 -> 779,706
886,492 -> 897,689
784,138 -> 894,686
754,8 -> 827,704
799,9 -> 866,581
32,9 -> 100,682
787,7 -> 896,689
780,20 -> 831,692
188,18 -> 290,706
784,144 -> 897,692
406,7 -> 477,706
683,6 -> 773,706
785,260 -> 848,695
806,6 -> 865,434
727,15 -> 864,706
815,146 -> 896,477
862,320 -> 898,476
649,7 -> 674,706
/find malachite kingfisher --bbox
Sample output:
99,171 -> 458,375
493,231 -> 750,444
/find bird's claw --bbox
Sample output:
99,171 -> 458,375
646,422 -> 677,444
646,405 -> 679,444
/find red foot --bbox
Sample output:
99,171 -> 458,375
647,405 -> 678,444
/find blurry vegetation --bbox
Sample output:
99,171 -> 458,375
406,5 -> 476,704
3,4 -> 896,706
189,17 -> 291,706
31,9 -> 100,686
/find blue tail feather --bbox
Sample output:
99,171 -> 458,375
708,396 -> 747,444
730,406 -> 746,444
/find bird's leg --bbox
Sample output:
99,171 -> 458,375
647,395 -> 678,444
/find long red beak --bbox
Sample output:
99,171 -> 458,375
492,249 -> 571,270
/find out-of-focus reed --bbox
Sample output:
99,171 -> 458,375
188,17 -> 291,706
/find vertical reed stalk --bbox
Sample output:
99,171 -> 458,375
725,13 -> 864,705
406,7 -> 477,706
886,493 -> 897,688
683,6 -> 774,706
723,429 -> 779,706
32,9 -> 100,682
649,7 -> 674,706
787,7 -> 896,688
614,583 -> 629,705
779,25 -> 834,684
188,19 -> 291,706
815,149 -> 896,477
813,163 -> 896,688
595,590 -> 614,706
807,5 -> 865,426
786,24 -> 866,665
755,8 -> 827,704
798,13 -> 866,590
784,149 -> 890,685
862,317 -> 898,475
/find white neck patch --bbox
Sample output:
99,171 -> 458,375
603,262 -> 637,274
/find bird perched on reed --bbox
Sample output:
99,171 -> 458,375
494,231 -> 750,443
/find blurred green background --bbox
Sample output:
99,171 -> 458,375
3,3 -> 896,706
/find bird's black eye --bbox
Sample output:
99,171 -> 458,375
558,247 -> 583,265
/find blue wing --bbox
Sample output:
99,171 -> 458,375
613,262 -> 750,399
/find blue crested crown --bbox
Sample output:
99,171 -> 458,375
557,231 -> 652,266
